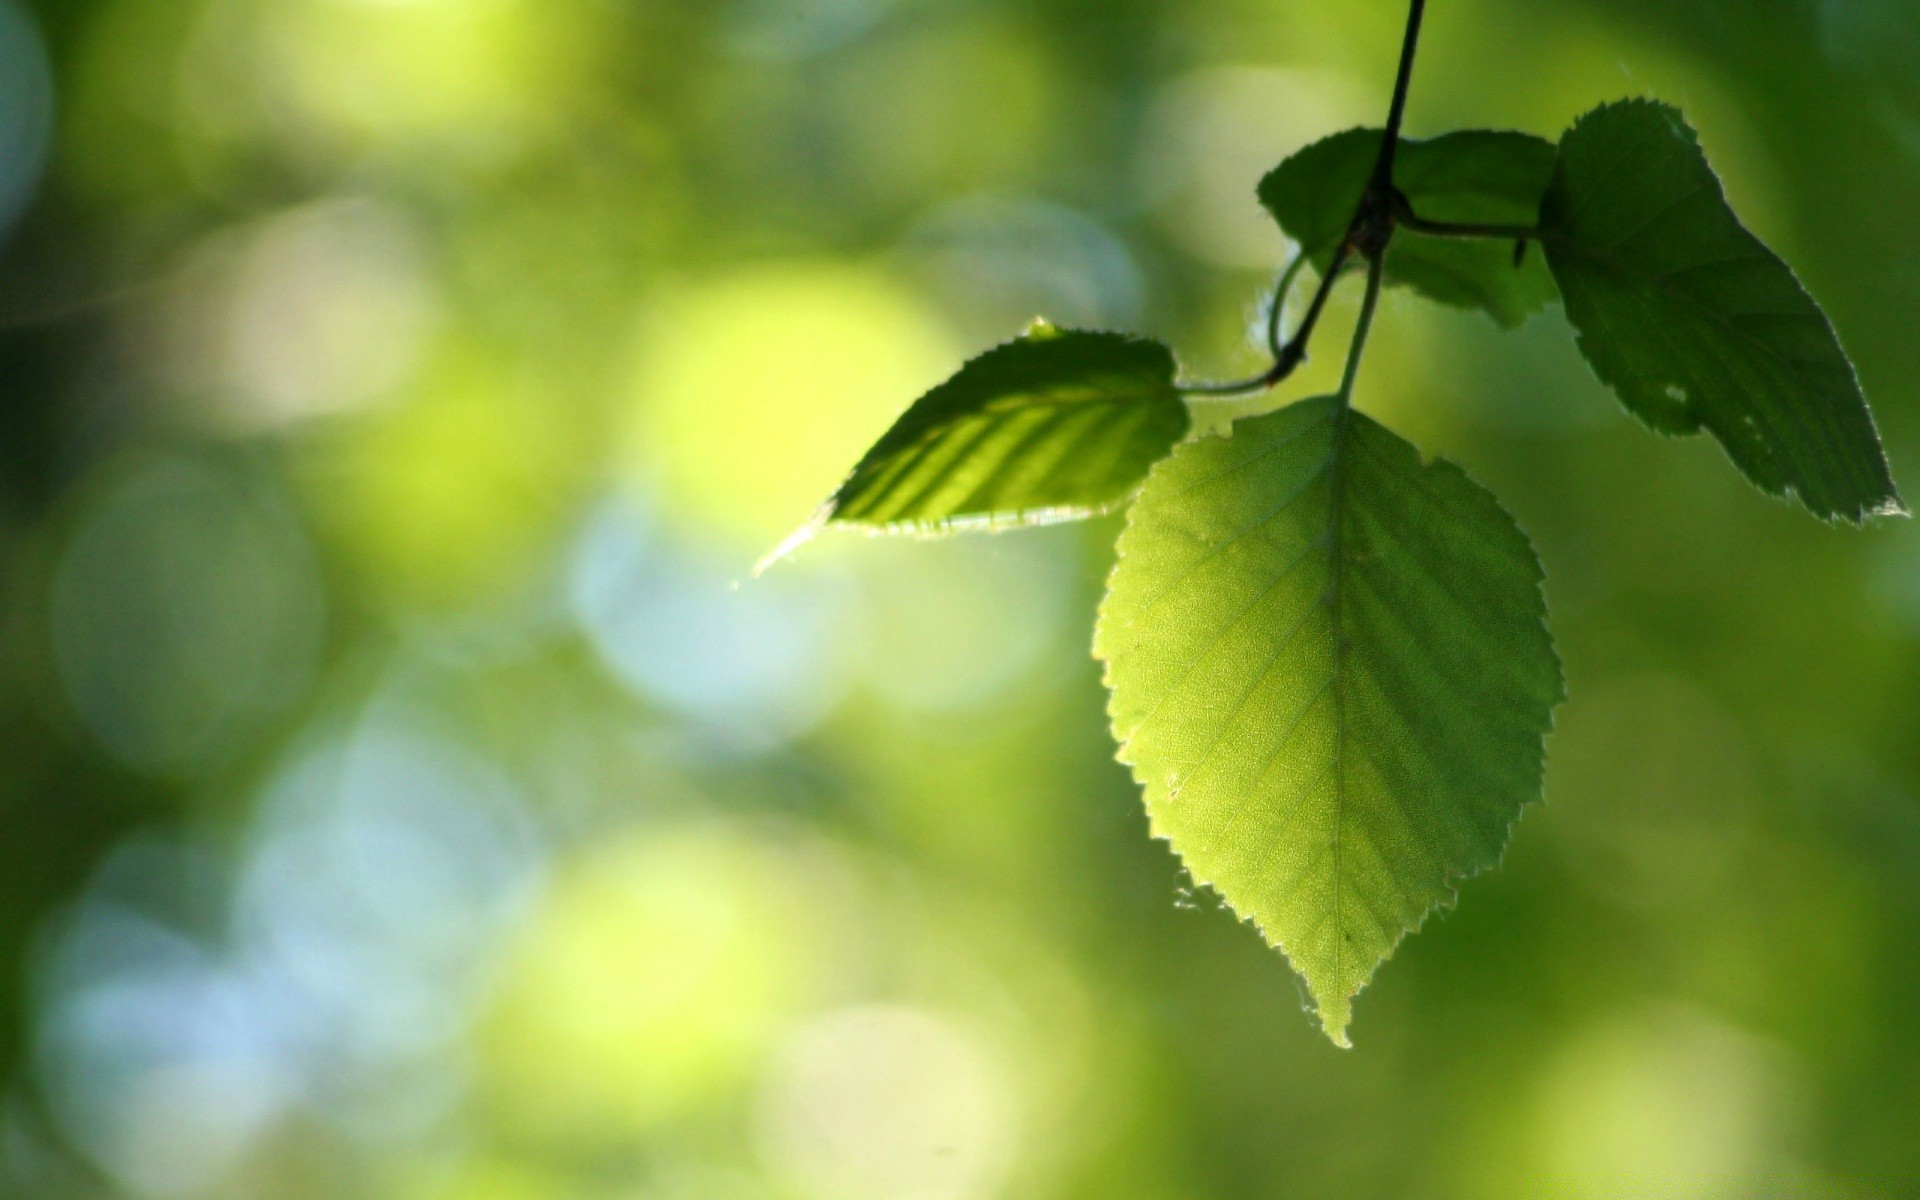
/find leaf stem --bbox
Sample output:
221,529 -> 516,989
1179,249 -> 1340,396
1184,0 -> 1427,401
1328,0 -> 1422,393
1280,244 -> 1353,372
1395,205 -> 1545,243
1265,252 -> 1311,361
1338,255 -> 1388,404
1179,371 -> 1283,398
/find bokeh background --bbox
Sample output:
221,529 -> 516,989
2,0 -> 1919,1196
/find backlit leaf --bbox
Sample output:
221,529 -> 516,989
1259,129 -> 1559,327
770,326 -> 1189,565
1540,99 -> 1904,523
1095,396 -> 1563,1045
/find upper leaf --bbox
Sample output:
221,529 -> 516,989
1095,396 -> 1563,1045
770,325 -> 1190,564
1540,99 -> 1904,523
1259,129 -> 1560,327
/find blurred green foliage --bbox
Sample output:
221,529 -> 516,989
1,0 -> 1919,1197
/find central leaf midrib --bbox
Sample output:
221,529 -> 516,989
1322,408 -> 1356,992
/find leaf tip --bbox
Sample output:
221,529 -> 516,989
1869,494 -> 1911,521
1312,990 -> 1355,1049
754,504 -> 832,576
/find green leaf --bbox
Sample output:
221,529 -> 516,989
1540,99 -> 1904,523
769,325 -> 1190,565
1259,128 -> 1559,327
1094,396 -> 1563,1045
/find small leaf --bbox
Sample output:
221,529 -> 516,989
769,326 -> 1190,565
1259,129 -> 1559,327
1540,99 -> 1904,523
1095,397 -> 1563,1045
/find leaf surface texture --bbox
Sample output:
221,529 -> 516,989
1541,99 -> 1903,522
1095,397 -> 1563,1044
812,326 -> 1190,540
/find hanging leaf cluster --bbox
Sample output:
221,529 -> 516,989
771,41 -> 1903,1045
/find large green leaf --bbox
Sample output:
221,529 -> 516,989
1540,99 -> 1904,523
1094,396 -> 1563,1045
1258,129 -> 1559,327
772,326 -> 1189,564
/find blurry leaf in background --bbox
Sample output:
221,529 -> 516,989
1541,674 -> 1762,914
1819,0 -> 1920,151
31,711 -> 545,1195
0,0 -> 52,236
1541,100 -> 1904,523
243,0 -> 600,161
822,13 -> 1056,210
49,453 -> 325,775
725,0 -> 913,62
826,532 -> 1089,877
1529,1006 -> 1801,1190
1135,66 -> 1379,269
155,198 -> 440,433
61,0 -> 211,205
1872,519 -> 1920,634
753,1004 -> 1015,1200
624,261 -> 955,555
1258,128 -> 1559,327
402,1157 -> 570,1200
479,824 -> 842,1142
795,326 -> 1188,557
1422,304 -> 1621,435
1539,674 -> 1880,1058
32,837 -> 295,1198
570,502 -> 854,750
898,194 -> 1146,345
1098,397 -> 1560,1044
233,717 -> 545,1058
298,345 -> 573,608
845,532 -> 1078,715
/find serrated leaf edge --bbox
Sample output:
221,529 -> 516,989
1544,97 -> 1907,526
758,325 -> 1184,573
1092,400 -> 1564,1045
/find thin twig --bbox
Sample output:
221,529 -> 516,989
1372,0 -> 1427,187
